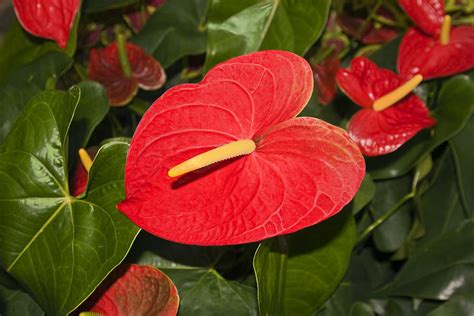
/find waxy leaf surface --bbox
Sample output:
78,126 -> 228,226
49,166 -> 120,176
12,0 -> 80,48
0,89 -> 140,315
88,264 -> 179,316
398,27 -> 474,80
398,0 -> 444,37
337,57 -> 436,156
88,42 -> 166,106
119,50 -> 365,245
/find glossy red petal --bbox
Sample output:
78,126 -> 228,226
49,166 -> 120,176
118,51 -> 365,245
398,0 -> 444,37
313,56 -> 340,105
348,95 -> 436,156
88,43 -> 165,106
89,264 -> 179,316
336,57 -> 400,107
398,27 -> 474,80
203,50 -> 313,136
71,148 -> 97,196
12,0 -> 80,48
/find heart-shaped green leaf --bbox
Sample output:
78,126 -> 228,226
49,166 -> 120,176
254,209 -> 355,316
204,0 -> 331,71
0,88 -> 140,315
132,0 -> 208,68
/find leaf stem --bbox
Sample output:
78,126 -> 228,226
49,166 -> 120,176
357,192 -> 415,243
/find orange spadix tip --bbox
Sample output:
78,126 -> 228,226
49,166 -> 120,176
79,148 -> 93,173
373,74 -> 423,112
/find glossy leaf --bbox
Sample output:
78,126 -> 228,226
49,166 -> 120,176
0,89 -> 140,315
427,293 -> 474,316
204,0 -> 331,70
132,237 -> 258,316
88,42 -> 166,106
87,264 -> 179,315
82,0 -> 140,12
450,115 -> 474,217
132,0 -> 208,68
368,75 -> 474,179
398,27 -> 474,80
0,51 -> 72,143
254,209 -> 355,316
68,81 -> 109,170
119,50 -> 365,245
384,220 -> 474,299
12,0 -> 80,48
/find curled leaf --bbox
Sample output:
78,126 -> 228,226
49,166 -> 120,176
12,0 -> 80,48
88,264 -> 179,316
88,42 -> 166,106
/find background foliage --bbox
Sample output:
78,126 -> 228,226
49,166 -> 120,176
0,0 -> 473,315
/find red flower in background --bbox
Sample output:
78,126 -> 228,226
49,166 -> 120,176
87,264 -> 179,316
12,0 -> 80,48
337,10 -> 398,44
89,42 -> 166,106
312,56 -> 340,105
397,0 -> 474,79
118,51 -> 365,246
123,0 -> 166,33
71,148 -> 98,196
337,57 -> 436,156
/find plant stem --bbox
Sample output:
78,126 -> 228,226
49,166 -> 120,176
115,28 -> 132,78
357,192 -> 415,243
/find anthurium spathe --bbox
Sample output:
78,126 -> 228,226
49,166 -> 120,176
397,0 -> 474,80
12,0 -> 80,48
71,148 -> 97,196
88,42 -> 166,106
117,50 -> 365,246
87,264 -> 179,316
336,57 -> 436,156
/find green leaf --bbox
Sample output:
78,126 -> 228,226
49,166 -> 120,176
133,0 -> 208,68
368,75 -> 474,179
68,81 -> 109,168
0,51 -> 72,143
0,284 -> 44,316
82,0 -> 140,12
204,0 -> 331,71
0,89 -> 140,315
371,176 -> 413,253
384,220 -> 474,300
450,115 -> 474,218
349,302 -> 374,316
352,174 -> 376,215
0,22 -> 59,82
254,209 -> 355,316
427,293 -> 474,316
131,235 -> 258,316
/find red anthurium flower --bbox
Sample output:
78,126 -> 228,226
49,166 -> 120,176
87,264 -> 179,316
312,56 -> 340,105
397,0 -> 474,79
124,0 -> 166,33
12,0 -> 80,48
337,57 -> 436,156
117,50 -> 365,246
71,148 -> 97,196
88,42 -> 166,106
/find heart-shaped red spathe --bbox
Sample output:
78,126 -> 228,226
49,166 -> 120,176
398,0 -> 444,37
398,26 -> 474,80
88,42 -> 166,106
88,264 -> 179,316
118,50 -> 365,246
12,0 -> 80,48
337,57 -> 436,156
